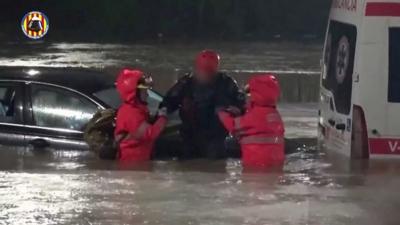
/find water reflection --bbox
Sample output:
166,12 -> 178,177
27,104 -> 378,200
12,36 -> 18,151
0,42 -> 321,73
0,145 -> 400,224
0,42 -> 322,102
0,41 -> 398,224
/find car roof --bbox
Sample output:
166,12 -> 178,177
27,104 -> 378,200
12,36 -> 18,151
0,66 -> 116,95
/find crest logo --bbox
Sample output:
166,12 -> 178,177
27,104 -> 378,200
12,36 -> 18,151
21,11 -> 49,39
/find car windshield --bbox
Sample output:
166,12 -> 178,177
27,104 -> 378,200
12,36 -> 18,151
93,88 -> 163,114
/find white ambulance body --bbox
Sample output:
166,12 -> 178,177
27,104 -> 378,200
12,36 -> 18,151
319,0 -> 400,158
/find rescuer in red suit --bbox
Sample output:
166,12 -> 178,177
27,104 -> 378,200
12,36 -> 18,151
218,74 -> 285,167
115,69 -> 168,162
159,50 -> 245,159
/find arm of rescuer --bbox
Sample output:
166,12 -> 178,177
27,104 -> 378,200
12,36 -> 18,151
159,75 -> 191,114
217,110 -> 236,133
139,115 -> 168,142
139,107 -> 169,142
217,107 -> 249,135
219,75 -> 246,115
117,109 -> 168,143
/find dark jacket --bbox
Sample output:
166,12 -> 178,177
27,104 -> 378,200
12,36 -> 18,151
160,72 -> 245,159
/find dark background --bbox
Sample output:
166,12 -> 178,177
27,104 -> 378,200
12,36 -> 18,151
1,0 -> 331,42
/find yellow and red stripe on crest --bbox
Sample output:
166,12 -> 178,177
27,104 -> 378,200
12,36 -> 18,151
22,11 -> 49,39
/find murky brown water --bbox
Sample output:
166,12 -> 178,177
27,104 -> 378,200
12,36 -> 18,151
0,103 -> 397,225
0,42 -> 399,225
0,147 -> 400,225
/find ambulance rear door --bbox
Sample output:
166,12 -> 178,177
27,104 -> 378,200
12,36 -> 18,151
322,18 -> 359,155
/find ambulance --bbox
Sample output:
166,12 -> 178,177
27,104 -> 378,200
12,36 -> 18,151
319,0 -> 400,158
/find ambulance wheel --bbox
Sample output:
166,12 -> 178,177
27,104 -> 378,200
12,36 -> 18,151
351,106 -> 369,159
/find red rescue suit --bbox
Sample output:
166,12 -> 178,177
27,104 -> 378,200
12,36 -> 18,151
115,69 -> 167,162
218,74 -> 285,167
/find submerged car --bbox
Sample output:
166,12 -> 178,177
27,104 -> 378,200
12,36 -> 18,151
0,67 -> 303,158
0,67 -> 181,157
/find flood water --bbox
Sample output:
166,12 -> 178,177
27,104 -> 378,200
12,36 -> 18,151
0,41 -> 321,73
1,147 -> 400,225
0,41 -> 322,101
0,42 -> 399,225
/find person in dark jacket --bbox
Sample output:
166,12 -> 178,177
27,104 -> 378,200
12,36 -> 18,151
159,50 -> 245,159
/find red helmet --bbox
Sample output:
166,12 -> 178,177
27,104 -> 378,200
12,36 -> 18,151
116,69 -> 145,102
248,74 -> 280,106
195,50 -> 220,75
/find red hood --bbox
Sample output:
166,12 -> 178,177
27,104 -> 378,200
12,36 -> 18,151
116,69 -> 143,103
248,74 -> 280,107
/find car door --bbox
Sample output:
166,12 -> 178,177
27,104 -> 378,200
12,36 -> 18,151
24,83 -> 101,150
0,81 -> 25,147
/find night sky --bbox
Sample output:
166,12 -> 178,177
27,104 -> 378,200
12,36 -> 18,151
1,0 -> 331,42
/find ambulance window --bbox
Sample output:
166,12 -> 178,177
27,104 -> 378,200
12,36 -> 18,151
388,28 -> 400,103
322,20 -> 357,115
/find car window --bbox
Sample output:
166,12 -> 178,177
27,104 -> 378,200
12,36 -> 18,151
147,90 -> 163,115
93,88 -> 121,109
94,88 -> 162,114
388,28 -> 400,103
31,84 -> 99,131
0,85 -> 17,123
